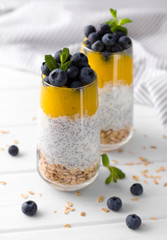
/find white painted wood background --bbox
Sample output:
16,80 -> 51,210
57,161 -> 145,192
0,65 -> 167,239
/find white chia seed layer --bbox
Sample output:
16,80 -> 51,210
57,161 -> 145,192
99,83 -> 133,131
37,109 -> 100,169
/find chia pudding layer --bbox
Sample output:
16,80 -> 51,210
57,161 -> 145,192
99,83 -> 133,131
37,108 -> 100,170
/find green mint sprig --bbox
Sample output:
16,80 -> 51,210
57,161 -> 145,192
105,8 -> 132,34
45,47 -> 72,72
102,153 -> 125,184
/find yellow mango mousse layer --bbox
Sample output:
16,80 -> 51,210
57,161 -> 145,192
40,78 -> 98,118
81,44 -> 133,89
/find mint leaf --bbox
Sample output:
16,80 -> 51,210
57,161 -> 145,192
45,55 -> 58,71
102,153 -> 125,184
112,25 -> 128,34
105,174 -> 112,184
105,19 -> 117,29
110,8 -> 117,19
59,60 -> 72,71
102,153 -> 109,167
59,48 -> 70,65
118,18 -> 132,26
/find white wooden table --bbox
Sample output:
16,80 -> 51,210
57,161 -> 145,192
0,66 -> 167,239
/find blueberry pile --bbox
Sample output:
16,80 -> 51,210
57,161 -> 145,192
83,24 -> 132,53
41,49 -> 96,88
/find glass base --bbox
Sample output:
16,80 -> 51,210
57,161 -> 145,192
37,166 -> 99,192
100,129 -> 133,152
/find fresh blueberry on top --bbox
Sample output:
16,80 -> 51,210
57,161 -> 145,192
96,23 -> 111,36
84,25 -> 96,37
107,196 -> 122,211
118,36 -> 132,49
44,76 -> 50,84
72,52 -> 88,68
49,69 -> 67,87
110,43 -> 123,53
54,50 -> 62,63
102,33 -> 117,47
69,80 -> 83,88
126,214 -> 142,230
79,67 -> 96,85
130,183 -> 143,196
67,65 -> 79,79
91,40 -> 104,52
41,62 -> 50,76
88,32 -> 100,44
84,39 -> 91,49
114,30 -> 126,38
22,200 -> 38,216
8,145 -> 19,156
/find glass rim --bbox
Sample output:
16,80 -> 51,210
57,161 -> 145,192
42,75 -> 97,90
82,39 -> 133,55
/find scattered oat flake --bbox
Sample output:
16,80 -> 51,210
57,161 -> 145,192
150,145 -> 157,149
39,193 -> 42,197
80,212 -> 85,216
0,181 -> 6,185
131,198 -> 139,201
164,183 -> 167,187
29,191 -> 35,195
144,180 -> 148,184
53,210 -> 57,213
76,191 -> 81,196
154,176 -> 161,179
151,217 -> 157,220
142,146 -> 146,150
64,210 -> 69,215
118,149 -> 123,153
141,169 -> 149,176
0,130 -> 9,134
97,195 -> 104,203
144,134 -> 147,138
67,201 -> 73,207
101,208 -> 109,213
112,160 -> 118,164
0,147 -> 4,151
32,117 -> 36,120
156,166 -> 166,173
139,157 -> 147,162
68,207 -> 75,212
21,194 -> 28,199
133,175 -> 139,181
65,224 -> 70,228
14,140 -> 18,144
162,135 -> 167,139
125,162 -> 141,166
128,151 -> 133,155
153,178 -> 159,185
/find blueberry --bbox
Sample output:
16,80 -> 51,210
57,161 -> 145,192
22,200 -> 37,216
84,25 -> 96,37
110,43 -> 123,52
67,65 -> 79,79
72,52 -> 88,68
8,145 -> 19,156
41,62 -> 50,76
96,23 -> 111,36
84,40 -> 91,49
69,80 -> 83,88
107,196 -> 122,211
44,76 -> 50,84
126,214 -> 142,230
114,30 -> 126,38
118,36 -> 132,49
49,69 -> 67,87
88,32 -> 100,44
54,50 -> 62,63
79,67 -> 96,85
130,183 -> 143,196
91,40 -> 104,52
102,33 -> 117,47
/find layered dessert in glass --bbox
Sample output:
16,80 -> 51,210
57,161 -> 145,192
81,9 -> 133,151
37,48 -> 100,191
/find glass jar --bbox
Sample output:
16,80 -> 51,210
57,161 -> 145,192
82,43 -> 133,152
37,77 -> 100,191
